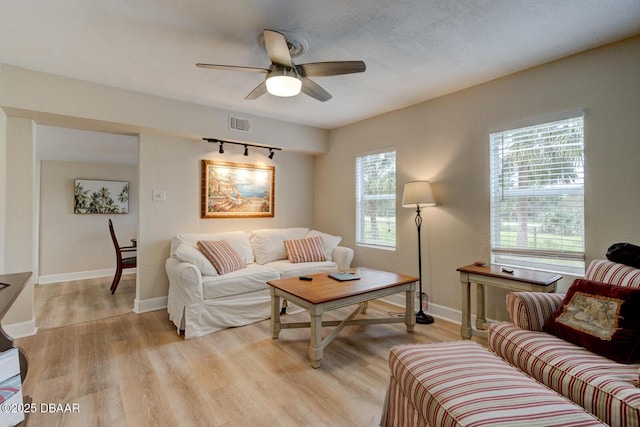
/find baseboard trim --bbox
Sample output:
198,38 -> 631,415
381,294 -> 465,325
38,269 -> 113,284
2,318 -> 38,339
38,269 -> 137,285
134,296 -> 167,314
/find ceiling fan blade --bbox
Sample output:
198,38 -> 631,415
196,63 -> 268,73
297,61 -> 366,77
245,81 -> 268,100
263,29 -> 293,68
300,78 -> 332,102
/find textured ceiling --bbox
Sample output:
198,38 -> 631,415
1,0 -> 640,129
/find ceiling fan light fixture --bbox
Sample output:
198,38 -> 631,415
197,30 -> 364,102
266,67 -> 301,97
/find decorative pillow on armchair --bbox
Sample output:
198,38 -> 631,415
543,278 -> 640,363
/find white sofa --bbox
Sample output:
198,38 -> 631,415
165,227 -> 354,338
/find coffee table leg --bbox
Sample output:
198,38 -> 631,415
309,310 -> 323,368
270,288 -> 281,339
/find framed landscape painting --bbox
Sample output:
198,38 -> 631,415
201,160 -> 275,218
74,179 -> 129,214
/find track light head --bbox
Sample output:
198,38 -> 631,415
203,137 -> 281,158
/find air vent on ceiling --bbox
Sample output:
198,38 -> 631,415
229,116 -> 251,132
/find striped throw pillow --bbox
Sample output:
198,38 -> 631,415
197,240 -> 245,275
284,236 -> 327,263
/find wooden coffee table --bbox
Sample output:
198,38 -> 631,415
268,267 -> 418,368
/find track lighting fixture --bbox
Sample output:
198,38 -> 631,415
203,138 -> 281,159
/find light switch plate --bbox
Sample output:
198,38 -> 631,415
152,190 -> 166,201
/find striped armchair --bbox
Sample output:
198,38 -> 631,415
489,260 -> 640,426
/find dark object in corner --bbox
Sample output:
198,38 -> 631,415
606,243 -> 640,269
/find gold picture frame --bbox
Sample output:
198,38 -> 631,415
201,160 -> 275,218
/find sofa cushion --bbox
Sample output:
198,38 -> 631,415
202,264 -> 280,300
171,241 -> 219,276
284,236 -> 326,263
306,230 -> 342,261
197,240 -> 246,275
265,259 -> 338,278
174,231 -> 254,264
249,227 -> 309,264
489,321 -> 640,426
543,279 -> 640,363
585,259 -> 640,288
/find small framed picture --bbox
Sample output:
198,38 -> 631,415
74,179 -> 129,214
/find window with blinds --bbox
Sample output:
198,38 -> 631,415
490,116 -> 585,275
355,148 -> 396,250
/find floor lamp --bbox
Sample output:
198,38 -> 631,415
402,181 -> 436,325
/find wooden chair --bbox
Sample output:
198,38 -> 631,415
108,219 -> 137,294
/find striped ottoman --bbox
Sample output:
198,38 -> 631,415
380,341 -> 605,426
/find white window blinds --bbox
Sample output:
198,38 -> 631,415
356,149 -> 396,249
490,116 -> 585,275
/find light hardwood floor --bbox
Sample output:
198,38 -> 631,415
34,275 -> 135,330
18,284 -> 486,427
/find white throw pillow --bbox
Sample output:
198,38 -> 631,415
250,227 -> 310,265
174,231 -> 254,264
306,230 -> 342,261
172,242 -> 218,275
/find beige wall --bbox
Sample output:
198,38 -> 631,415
0,109 -> 6,272
316,36 -> 640,321
136,133 -> 315,302
38,160 -> 138,278
2,116 -> 35,329
0,63 -> 325,332
0,64 -> 328,154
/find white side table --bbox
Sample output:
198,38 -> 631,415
457,264 -> 561,339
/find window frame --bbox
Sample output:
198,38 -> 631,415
489,114 -> 585,276
355,147 -> 397,250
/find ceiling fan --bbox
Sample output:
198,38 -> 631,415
196,29 -> 366,102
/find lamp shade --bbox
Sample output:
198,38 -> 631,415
402,181 -> 436,208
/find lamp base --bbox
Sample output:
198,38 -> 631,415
416,310 -> 435,325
